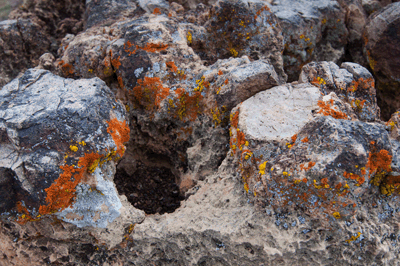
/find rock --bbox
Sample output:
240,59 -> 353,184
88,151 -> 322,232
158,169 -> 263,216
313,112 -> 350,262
84,0 -> 144,29
0,69 -> 144,246
363,2 -> 400,120
269,0 -> 349,81
361,0 -> 393,15
8,0 -> 85,38
36,53 -> 55,71
299,61 -> 380,122
136,0 -> 170,14
337,0 -> 369,65
228,78 -> 400,218
195,0 -> 287,81
387,109 -> 400,141
0,19 -> 51,87
3,0 -> 400,264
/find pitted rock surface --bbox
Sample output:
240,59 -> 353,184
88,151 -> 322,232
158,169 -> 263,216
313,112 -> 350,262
1,0 -> 400,264
299,61 -> 380,122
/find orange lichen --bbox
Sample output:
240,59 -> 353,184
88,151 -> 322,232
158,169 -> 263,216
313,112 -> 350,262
231,110 -> 239,128
111,56 -> 121,69
130,77 -> 170,111
218,70 -> 223,75
141,43 -> 168,53
300,161 -> 316,171
224,79 -> 229,85
291,134 -> 297,143
124,41 -> 139,56
166,61 -> 178,73
59,61 -> 74,76
366,148 -> 392,176
39,165 -> 81,215
171,88 -> 203,121
152,7 -> 161,15
343,171 -> 365,186
237,130 -> 246,151
16,201 -> 34,224
301,137 -> 309,143
254,5 -> 270,19
38,151 -> 105,215
347,78 -> 375,92
124,41 -> 168,56
317,99 -> 347,119
106,118 -> 130,157
117,76 -> 125,89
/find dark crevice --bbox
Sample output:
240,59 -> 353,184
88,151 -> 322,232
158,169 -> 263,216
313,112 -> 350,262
114,161 -> 184,215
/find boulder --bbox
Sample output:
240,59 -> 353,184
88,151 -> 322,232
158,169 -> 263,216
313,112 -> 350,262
269,0 -> 349,81
363,2 -> 400,120
0,69 -> 144,246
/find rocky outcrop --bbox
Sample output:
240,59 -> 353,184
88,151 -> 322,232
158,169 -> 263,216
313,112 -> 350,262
363,2 -> 400,120
1,0 -> 400,265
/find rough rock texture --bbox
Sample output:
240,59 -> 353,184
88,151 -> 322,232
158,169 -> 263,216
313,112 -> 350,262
2,0 -> 400,264
299,61 -> 380,122
363,2 -> 400,120
270,0 -> 349,81
0,69 -> 144,247
0,19 -> 51,87
84,0 -> 144,29
8,0 -> 85,38
0,0 -> 86,88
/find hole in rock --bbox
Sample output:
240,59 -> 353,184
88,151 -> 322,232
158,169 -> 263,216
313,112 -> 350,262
114,161 -> 184,215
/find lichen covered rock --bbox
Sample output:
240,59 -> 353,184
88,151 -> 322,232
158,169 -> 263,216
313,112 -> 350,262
299,61 -> 380,122
0,69 -> 144,246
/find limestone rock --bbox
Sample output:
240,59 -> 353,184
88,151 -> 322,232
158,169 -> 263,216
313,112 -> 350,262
363,2 -> 400,120
299,61 -> 380,122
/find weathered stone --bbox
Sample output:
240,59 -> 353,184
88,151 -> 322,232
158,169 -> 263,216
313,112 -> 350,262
0,69 -> 144,246
0,19 -> 51,87
9,0 -> 85,38
85,0 -> 144,29
228,79 -> 400,222
337,0 -> 369,65
299,61 -> 380,122
194,0 -> 287,81
269,0 -> 349,81
361,0 -> 393,15
363,2 -> 400,120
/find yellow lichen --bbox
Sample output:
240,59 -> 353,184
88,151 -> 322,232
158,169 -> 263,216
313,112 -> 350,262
187,31 -> 192,44
70,145 -> 78,152
230,48 -> 238,57
259,161 -> 268,175
333,212 -> 341,219
346,232 -> 361,243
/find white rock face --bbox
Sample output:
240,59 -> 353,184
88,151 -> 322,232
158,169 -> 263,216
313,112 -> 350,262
238,83 -> 321,141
